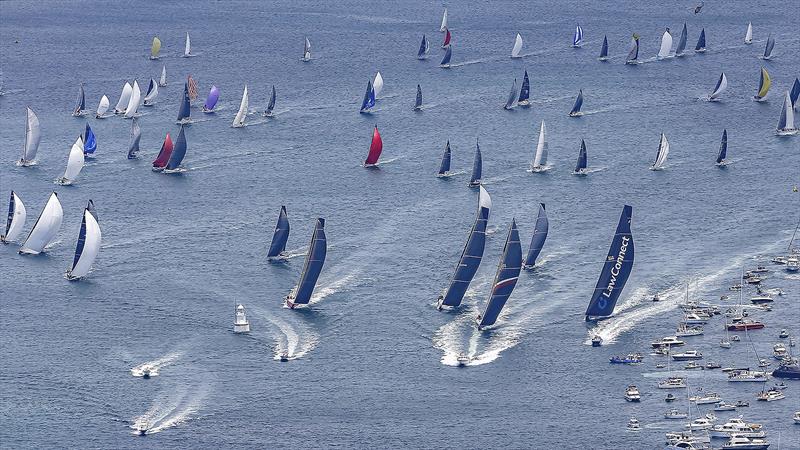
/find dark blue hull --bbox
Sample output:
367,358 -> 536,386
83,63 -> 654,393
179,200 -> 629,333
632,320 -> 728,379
772,364 -> 800,379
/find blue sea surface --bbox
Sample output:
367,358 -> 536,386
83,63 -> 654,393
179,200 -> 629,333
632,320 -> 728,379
1,1 -> 799,448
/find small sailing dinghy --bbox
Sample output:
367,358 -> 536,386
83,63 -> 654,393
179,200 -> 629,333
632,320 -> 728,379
572,24 -> 584,48
360,80 -> 375,113
650,133 -> 670,170
437,186 -> 492,310
440,45 -> 452,68
476,219 -> 522,330
19,192 -> 63,255
441,28 -> 451,48
715,129 -> 728,166
177,82 -> 191,124
83,124 -> 96,156
183,32 -> 192,57
440,8 -> 447,32
143,78 -> 158,106
417,34 -> 430,59
127,117 -> 141,159
761,34 -> 774,60
373,72 -> 384,98
56,136 -> 84,185
744,22 -> 753,44
150,37 -> 161,60
574,139 -> 588,174
1,191 -> 26,244
232,85 -> 249,128
468,139 -> 482,186
163,125 -> 187,173
267,206 -> 290,261
436,140 -> 452,177
585,205 -> 635,321
363,126 -> 382,167
72,83 -> 86,116
598,35 -> 609,61
202,85 -> 220,113
152,133 -> 173,171
695,28 -> 706,53
776,91 -> 798,136
285,218 -> 327,309
625,34 -> 640,64
114,82 -> 132,114
65,206 -> 101,281
523,203 -> 548,269
413,84 -> 423,111
518,70 -> 530,106
302,37 -> 311,61
569,89 -> 584,117
675,23 -> 688,56
263,85 -> 276,117
95,95 -> 110,118
707,72 -> 728,101
511,33 -> 523,58
19,107 -> 41,166
753,67 -> 771,102
503,78 -> 517,110
530,121 -> 549,172
124,79 -> 141,118
658,28 -> 673,59
790,78 -> 800,110
159,65 -> 167,87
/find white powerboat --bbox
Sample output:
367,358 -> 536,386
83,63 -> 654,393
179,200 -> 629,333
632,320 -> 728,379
691,392 -> 721,405
627,417 -> 641,431
786,257 -> 799,272
683,312 -> 710,325
773,343 -> 788,359
771,256 -> 787,265
456,353 -> 471,367
721,435 -> 770,449
728,370 -> 769,382
660,377 -> 688,389
665,409 -> 689,419
134,419 -> 148,436
279,352 -> 289,362
673,350 -> 703,361
676,324 -> 704,337
625,385 -> 641,402
686,415 -> 716,431
141,365 -> 153,379
756,389 -> 784,402
591,335 -> 603,347
652,336 -> 686,348
779,329 -> 789,338
685,361 -> 704,370
714,401 -> 737,411
749,294 -> 773,304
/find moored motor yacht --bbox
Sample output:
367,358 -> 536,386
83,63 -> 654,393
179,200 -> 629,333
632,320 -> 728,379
756,389 -> 785,402
683,312 -> 710,325
685,361 -> 704,370
665,409 -> 689,419
652,336 -> 686,348
706,361 -> 721,369
728,370 -> 769,382
685,415 -> 716,431
749,294 -> 773,304
610,353 -> 643,364
676,324 -> 704,337
625,385 -> 641,402
711,418 -> 764,439
786,257 -> 800,272
773,343 -> 788,359
727,321 -> 765,332
627,417 -> 641,431
660,377 -> 688,389
720,435 -> 770,449
750,266 -> 769,274
673,350 -> 703,361
691,392 -> 721,405
714,401 -> 737,411
771,256 -> 787,265
772,361 -> 800,379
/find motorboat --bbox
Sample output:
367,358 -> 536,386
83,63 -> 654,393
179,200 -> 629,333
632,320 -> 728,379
730,283 -> 743,291
720,435 -> 770,449
779,329 -> 789,338
141,365 -> 153,379
652,336 -> 686,348
673,350 -> 703,361
720,338 -> 732,349
727,321 -> 765,332
750,266 -> 769,274
665,409 -> 689,419
749,294 -> 773,304
652,292 -> 661,302
771,382 -> 787,390
656,363 -> 667,369
714,402 -> 737,412
786,257 -> 800,272
665,393 -> 677,402
610,353 -> 643,364
685,415 -> 715,431
660,377 -> 688,389
728,370 -> 769,382
794,411 -> 800,424
756,389 -> 785,402
279,352 -> 290,362
735,401 -> 749,408
722,366 -> 750,373
676,324 -> 704,337
771,256 -> 787,265
691,392 -> 721,405
757,359 -> 770,368
685,361 -> 704,370
653,347 -> 670,356
456,353 -> 471,367
732,335 -> 741,342
773,343 -> 788,359
591,335 -> 603,347
666,431 -> 711,448
706,361 -> 721,369
625,385 -> 641,402
790,337 -> 796,347
683,312 -> 710,325
743,274 -> 762,284
711,418 -> 764,439
627,417 -> 641,431
134,419 -> 148,436
772,362 -> 800,379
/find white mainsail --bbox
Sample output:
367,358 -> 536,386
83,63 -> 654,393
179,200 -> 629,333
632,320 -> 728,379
184,32 -> 191,56
19,192 -> 63,255
143,78 -> 158,105
232,85 -> 249,128
114,82 -> 132,114
777,91 -> 797,135
66,208 -> 102,280
124,80 -> 141,118
658,29 -> 673,59
373,72 -> 384,98
440,8 -> 448,32
159,65 -> 167,87
303,37 -> 311,61
511,33 -> 523,58
744,22 -> 753,44
21,107 -> 41,165
531,121 -> 548,170
96,95 -> 109,118
709,73 -> 728,100
58,136 -> 85,185
651,133 -> 670,170
1,191 -> 26,243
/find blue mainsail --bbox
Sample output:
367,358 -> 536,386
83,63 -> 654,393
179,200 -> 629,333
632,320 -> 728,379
360,80 -> 375,113
790,78 -> 800,109
575,139 -> 588,173
71,208 -> 89,271
414,84 -> 423,110
267,205 -> 290,259
675,23 -> 688,55
523,203 -> 548,269
440,45 -> 452,66
83,124 -> 96,155
438,140 -> 451,176
468,139 -> 482,186
569,89 -> 584,116
438,187 -> 492,309
73,83 -> 85,114
165,125 -> 187,171
417,34 -> 429,59
716,129 -> 728,164
518,70 -> 530,104
599,35 -> 609,59
287,218 -> 327,307
265,85 -> 276,116
585,205 -> 635,321
763,34 -> 774,59
695,28 -> 706,51
477,219 -> 522,329
177,82 -> 191,122
504,78 -> 517,109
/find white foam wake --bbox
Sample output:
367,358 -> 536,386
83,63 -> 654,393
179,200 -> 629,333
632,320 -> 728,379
132,384 -> 208,435
131,351 -> 182,377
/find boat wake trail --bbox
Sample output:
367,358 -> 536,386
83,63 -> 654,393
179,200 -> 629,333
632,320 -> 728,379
579,166 -> 609,174
449,58 -> 490,68
531,95 -> 572,105
131,351 -> 183,377
132,383 -> 209,435
265,314 -> 318,360
283,247 -> 307,259
310,271 -> 359,304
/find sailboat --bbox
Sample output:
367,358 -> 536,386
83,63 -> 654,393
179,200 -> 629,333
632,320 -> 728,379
264,85 -> 276,117
476,219 -> 522,329
436,140 -> 451,177
1,191 -> 26,244
511,33 -> 523,58
202,85 -> 220,113
598,35 -> 609,61
417,34 -> 430,59
413,84 -> 423,111
359,80 -> 375,113
625,34 -> 640,64
267,206 -> 290,261
569,89 -> 584,117
83,124 -> 96,156
468,139 -> 482,186
694,28 -> 706,52
776,91 -> 798,136
19,107 -> 41,166
183,32 -> 192,57
574,139 -> 588,174
143,78 -> 158,106
232,85 -> 249,128
442,28 -> 451,48
518,71 -> 531,106
127,117 -> 141,159
187,75 -> 198,102
18,192 -> 63,255
707,72 -> 728,101
124,80 -> 141,118
657,28 -> 673,59
86,200 -> 97,220
302,37 -> 311,61
159,65 -> 167,87
440,45 -> 452,68
503,78 -> 517,110
437,186 -> 492,309
163,125 -> 187,173
285,218 -> 327,309
650,133 -> 670,170
744,22 -> 753,44
715,129 -> 728,166
364,126 -> 382,167
56,136 -> 84,185
585,205 -> 635,321
791,78 -> 800,110
95,95 -> 109,118
114,82 -> 132,114
530,121 -> 548,172
65,206 -> 101,281
753,67 -> 771,101
150,37 -> 161,60
177,82 -> 191,124
373,72 -> 384,98
439,8 -> 448,32
72,83 -> 86,116
675,23 -> 688,56
152,133 -> 173,171
572,24 -> 584,48
523,203 -> 548,269
761,34 -> 775,60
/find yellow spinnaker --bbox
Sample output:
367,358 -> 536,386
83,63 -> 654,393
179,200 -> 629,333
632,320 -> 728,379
757,67 -> 771,98
151,37 -> 162,59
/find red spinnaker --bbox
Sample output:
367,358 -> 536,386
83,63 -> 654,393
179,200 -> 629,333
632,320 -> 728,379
152,133 -> 174,168
364,126 -> 382,166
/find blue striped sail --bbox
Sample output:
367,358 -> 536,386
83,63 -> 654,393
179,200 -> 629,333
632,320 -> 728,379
177,82 -> 191,122
518,70 -> 530,105
83,124 -> 96,155
599,35 -> 609,60
572,24 -> 584,47
165,125 -> 187,171
477,219 -> 522,329
267,206 -> 290,259
360,80 -> 375,113
468,139 -> 482,186
569,89 -> 584,116
437,187 -> 492,309
790,78 -> 800,109
716,129 -> 728,165
585,205 -> 635,321
437,140 -> 451,176
440,45 -> 452,67
695,28 -> 706,52
574,139 -> 588,173
287,218 -> 327,307
675,23 -> 688,56
414,84 -> 423,110
417,34 -> 429,59
523,203 -> 548,269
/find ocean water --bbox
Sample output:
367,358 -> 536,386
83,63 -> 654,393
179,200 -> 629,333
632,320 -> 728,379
1,1 -> 799,448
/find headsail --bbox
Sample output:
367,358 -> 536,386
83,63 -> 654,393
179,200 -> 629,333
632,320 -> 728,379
232,85 -> 249,128
651,133 -> 670,170
143,78 -> 158,106
150,37 -> 161,59
675,23 -> 688,56
127,117 -> 141,159
177,82 -> 191,123
709,72 -> 728,100
776,91 -> 797,135
572,24 -> 584,48
599,35 -> 609,60
414,84 -> 423,110
66,208 -> 101,280
267,206 -> 290,259
440,45 -> 452,67
503,78 -> 517,110
152,133 -> 173,170
83,123 -> 96,155
531,120 -> 548,171
159,65 -> 167,87
437,186 -> 492,309
790,78 -> 800,110
569,89 -> 584,116
96,95 -> 109,118
695,28 -> 706,52
518,70 -> 531,105
585,205 -> 634,321
715,129 -> 728,165
469,139 -> 482,186
753,67 -> 771,101
511,33 -> 523,58
114,82 -> 132,114
303,37 -> 311,61
19,192 -> 63,255
360,80 -> 375,113
437,140 -> 451,176
286,218 -> 327,307
626,34 -> 640,64
373,72 -> 384,98
364,126 -> 382,166
744,22 -> 753,44
124,79 -> 141,118
165,126 -> 187,171
72,83 -> 86,116
265,85 -> 276,116
439,8 -> 448,32
20,107 -> 41,165
417,35 -> 430,59
184,32 -> 191,57
574,139 -> 588,173
657,28 -> 673,59
477,219 -> 522,329
523,203 -> 548,268
58,136 -> 84,185
202,85 -> 220,112
762,34 -> 774,59
1,191 -> 26,243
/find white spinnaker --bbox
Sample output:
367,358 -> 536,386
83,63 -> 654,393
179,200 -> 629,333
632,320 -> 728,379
658,30 -> 673,58
511,33 -> 523,58
114,82 -> 132,113
373,72 -> 384,98
232,85 -> 249,127
23,107 -> 41,162
125,80 -> 141,118
653,133 -> 670,169
69,209 -> 102,279
62,136 -> 85,183
710,73 -> 728,99
3,192 -> 27,242
96,95 -> 109,117
19,192 -> 63,255
144,78 -> 158,104
532,121 -> 548,168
